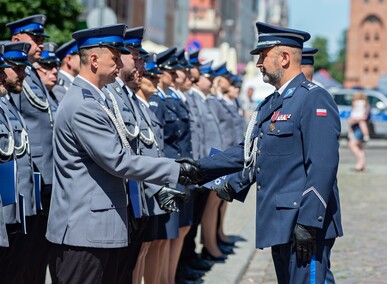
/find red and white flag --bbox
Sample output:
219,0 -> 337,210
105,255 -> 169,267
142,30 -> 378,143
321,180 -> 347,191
316,109 -> 327,117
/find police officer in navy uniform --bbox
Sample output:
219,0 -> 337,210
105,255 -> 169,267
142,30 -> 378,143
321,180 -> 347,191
45,24 -> 198,284
52,39 -> 79,102
301,47 -> 319,81
184,22 -> 343,284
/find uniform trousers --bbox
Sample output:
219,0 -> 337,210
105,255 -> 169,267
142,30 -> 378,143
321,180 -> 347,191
50,243 -> 125,284
271,238 -> 335,284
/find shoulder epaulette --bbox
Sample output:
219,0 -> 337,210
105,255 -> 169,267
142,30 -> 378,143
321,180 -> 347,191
301,81 -> 319,91
82,88 -> 94,100
58,78 -> 65,86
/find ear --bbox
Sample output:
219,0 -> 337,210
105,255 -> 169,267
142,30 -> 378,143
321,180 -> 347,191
12,35 -> 21,42
89,52 -> 99,69
279,49 -> 291,67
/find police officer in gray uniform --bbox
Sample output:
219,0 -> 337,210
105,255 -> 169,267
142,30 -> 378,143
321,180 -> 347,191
6,15 -> 55,283
45,24 -> 197,284
0,45 -> 12,249
0,41 -> 37,283
52,39 -> 79,102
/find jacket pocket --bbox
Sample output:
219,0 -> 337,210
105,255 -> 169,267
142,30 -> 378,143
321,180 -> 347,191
87,192 -> 128,243
266,121 -> 294,156
276,191 -> 301,209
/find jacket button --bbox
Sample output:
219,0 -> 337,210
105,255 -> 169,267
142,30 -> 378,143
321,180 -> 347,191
318,216 -> 323,222
257,149 -> 261,155
256,167 -> 261,173
257,185 -> 261,191
277,129 -> 280,134
293,202 -> 297,206
239,182 -> 243,188
259,132 -> 264,137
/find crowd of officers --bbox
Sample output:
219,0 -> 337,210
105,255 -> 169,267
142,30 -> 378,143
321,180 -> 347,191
0,14 -> 246,284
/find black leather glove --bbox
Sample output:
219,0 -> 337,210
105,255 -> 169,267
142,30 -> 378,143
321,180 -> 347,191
176,158 -> 204,186
210,182 -> 236,202
292,224 -> 317,263
155,186 -> 186,213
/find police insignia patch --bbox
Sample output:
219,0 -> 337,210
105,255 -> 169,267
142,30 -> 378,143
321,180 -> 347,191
284,87 -> 295,98
149,101 -> 158,107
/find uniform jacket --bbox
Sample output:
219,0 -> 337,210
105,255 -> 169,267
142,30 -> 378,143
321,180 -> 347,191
105,80 -> 149,218
0,197 -> 8,247
52,70 -> 73,103
1,96 -> 35,222
0,106 -> 11,247
199,73 -> 343,248
46,76 -> 180,248
191,88 -> 223,156
185,89 -> 203,160
10,67 -> 53,185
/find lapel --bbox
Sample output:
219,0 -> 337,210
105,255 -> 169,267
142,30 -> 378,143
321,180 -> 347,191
257,73 -> 306,126
29,67 -> 47,94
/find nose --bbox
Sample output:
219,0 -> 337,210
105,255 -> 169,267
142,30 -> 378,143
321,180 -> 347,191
117,57 -> 124,69
256,57 -> 263,68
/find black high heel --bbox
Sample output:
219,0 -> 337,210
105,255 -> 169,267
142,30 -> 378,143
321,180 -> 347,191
201,247 -> 227,263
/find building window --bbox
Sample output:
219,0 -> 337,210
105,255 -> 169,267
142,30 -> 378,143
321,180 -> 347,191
365,52 -> 369,58
380,0 -> 384,3
374,53 -> 379,58
375,33 -> 380,41
364,0 -> 369,3
374,67 -> 379,73
365,33 -> 370,41
364,67 -> 369,73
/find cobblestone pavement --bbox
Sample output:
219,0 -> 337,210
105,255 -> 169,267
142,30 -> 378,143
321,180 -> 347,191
239,140 -> 387,284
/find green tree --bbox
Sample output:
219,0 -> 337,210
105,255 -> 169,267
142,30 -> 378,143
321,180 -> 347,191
311,36 -> 330,71
329,30 -> 347,84
0,0 -> 83,45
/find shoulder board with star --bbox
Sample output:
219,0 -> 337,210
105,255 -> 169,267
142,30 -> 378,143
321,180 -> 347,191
301,81 -> 319,91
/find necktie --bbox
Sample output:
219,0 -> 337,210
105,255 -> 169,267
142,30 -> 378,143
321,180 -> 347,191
270,91 -> 280,109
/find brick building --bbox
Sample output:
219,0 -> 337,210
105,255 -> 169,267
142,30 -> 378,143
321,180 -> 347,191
345,0 -> 387,88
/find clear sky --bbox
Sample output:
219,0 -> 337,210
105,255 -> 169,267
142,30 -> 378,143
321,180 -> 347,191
288,0 -> 350,59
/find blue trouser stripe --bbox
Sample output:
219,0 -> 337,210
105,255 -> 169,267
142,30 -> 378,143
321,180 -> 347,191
310,255 -> 316,284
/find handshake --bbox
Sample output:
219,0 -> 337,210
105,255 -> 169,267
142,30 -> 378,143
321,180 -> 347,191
157,158 -> 238,209
177,158 -> 236,202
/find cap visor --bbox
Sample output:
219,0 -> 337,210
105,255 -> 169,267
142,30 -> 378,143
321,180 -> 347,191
26,31 -> 50,38
6,59 -> 32,66
108,45 -> 131,54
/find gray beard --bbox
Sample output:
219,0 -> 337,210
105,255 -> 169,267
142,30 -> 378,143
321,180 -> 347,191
262,69 -> 283,86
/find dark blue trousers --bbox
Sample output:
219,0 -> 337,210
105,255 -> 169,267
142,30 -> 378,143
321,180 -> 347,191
271,238 -> 336,284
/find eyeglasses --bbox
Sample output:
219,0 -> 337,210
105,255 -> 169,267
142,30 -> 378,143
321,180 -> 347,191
39,62 -> 60,70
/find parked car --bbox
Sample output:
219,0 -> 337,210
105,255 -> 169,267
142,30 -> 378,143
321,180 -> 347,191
329,87 -> 387,138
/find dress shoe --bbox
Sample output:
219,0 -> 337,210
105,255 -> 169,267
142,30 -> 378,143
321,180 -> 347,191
201,247 -> 227,263
217,235 -> 237,246
182,267 -> 205,280
189,257 -> 213,271
219,243 -> 234,255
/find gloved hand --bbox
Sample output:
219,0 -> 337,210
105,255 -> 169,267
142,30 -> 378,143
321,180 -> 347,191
155,186 -> 186,213
210,182 -> 236,202
292,224 -> 317,263
176,158 -> 204,186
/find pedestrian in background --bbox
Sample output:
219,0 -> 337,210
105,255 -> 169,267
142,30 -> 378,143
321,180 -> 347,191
348,91 -> 370,171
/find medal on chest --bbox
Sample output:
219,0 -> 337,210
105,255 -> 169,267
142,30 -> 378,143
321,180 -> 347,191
269,111 -> 280,132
